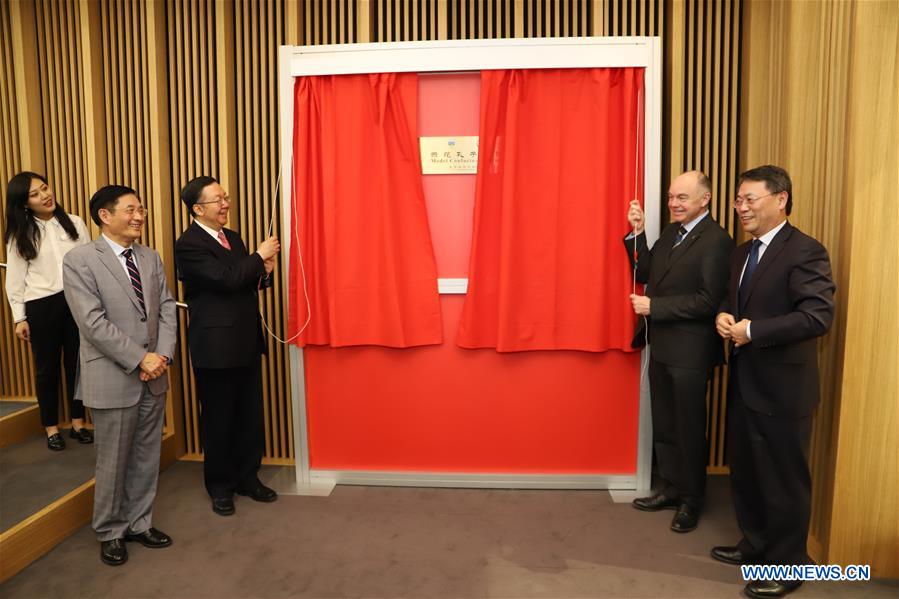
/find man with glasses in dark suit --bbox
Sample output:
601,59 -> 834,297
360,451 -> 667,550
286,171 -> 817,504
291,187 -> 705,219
713,165 -> 835,599
175,176 -> 280,516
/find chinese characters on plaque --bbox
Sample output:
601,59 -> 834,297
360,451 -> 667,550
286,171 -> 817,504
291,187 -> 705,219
419,136 -> 479,174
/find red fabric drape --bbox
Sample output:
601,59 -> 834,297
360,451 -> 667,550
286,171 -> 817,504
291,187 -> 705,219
458,68 -> 644,352
288,73 -> 442,348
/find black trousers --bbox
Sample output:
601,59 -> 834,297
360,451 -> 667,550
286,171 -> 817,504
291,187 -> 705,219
648,356 -> 710,508
25,292 -> 84,427
194,359 -> 265,499
728,366 -> 813,566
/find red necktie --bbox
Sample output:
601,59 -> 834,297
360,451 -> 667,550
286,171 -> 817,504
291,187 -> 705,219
217,230 -> 231,250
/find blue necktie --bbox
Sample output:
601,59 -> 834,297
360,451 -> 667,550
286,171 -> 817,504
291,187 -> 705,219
738,239 -> 762,313
673,226 -> 688,247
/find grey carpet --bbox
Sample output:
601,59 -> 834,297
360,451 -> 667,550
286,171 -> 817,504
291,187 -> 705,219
1,462 -> 896,598
0,401 -> 36,418
0,432 -> 96,531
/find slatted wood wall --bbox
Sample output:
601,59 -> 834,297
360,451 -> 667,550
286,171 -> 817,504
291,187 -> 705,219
667,0 -> 743,472
165,0 -> 222,458
231,1 -> 294,463
2,0 -> 742,471
0,0 -> 33,401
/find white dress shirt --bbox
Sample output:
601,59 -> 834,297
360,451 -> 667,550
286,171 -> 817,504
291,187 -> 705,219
5,215 -> 91,322
739,219 -> 788,340
101,234 -> 137,277
625,210 -> 709,241
194,220 -> 227,245
678,210 -> 710,238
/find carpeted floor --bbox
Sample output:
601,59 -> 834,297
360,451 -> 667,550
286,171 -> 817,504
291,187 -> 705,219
0,432 -> 96,531
1,462 -> 896,598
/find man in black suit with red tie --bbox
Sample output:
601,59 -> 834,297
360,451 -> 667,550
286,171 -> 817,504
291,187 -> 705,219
625,171 -> 734,533
174,176 -> 281,516
713,165 -> 835,599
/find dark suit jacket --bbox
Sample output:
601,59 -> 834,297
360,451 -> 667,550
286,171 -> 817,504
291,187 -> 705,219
719,222 -> 835,417
174,222 -> 272,369
624,215 -> 734,370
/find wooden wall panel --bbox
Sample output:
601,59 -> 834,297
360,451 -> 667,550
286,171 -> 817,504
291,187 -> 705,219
231,0 -> 294,463
43,0 -> 87,422
0,0 -> 34,400
831,0 -> 898,573
741,0 -> 898,575
169,0 -> 311,464
306,0 -> 358,44
667,0 -> 742,472
34,1 -> 92,232
741,0 -> 850,566
166,0 -> 222,456
87,0 -> 180,434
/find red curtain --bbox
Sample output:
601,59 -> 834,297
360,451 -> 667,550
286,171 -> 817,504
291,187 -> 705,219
458,68 -> 644,352
288,74 -> 442,348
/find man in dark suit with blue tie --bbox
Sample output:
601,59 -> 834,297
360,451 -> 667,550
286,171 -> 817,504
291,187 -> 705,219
713,165 -> 835,599
625,171 -> 734,533
174,176 -> 280,516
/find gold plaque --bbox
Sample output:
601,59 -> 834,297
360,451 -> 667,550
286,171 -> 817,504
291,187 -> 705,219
419,136 -> 479,174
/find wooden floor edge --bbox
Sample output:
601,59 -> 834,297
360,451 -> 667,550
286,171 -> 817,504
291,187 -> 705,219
160,430 -> 177,469
0,479 -> 95,583
0,404 -> 42,449
178,453 -> 295,466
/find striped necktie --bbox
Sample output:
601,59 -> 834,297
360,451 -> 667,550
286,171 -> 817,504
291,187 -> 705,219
122,248 -> 146,316
673,226 -> 688,247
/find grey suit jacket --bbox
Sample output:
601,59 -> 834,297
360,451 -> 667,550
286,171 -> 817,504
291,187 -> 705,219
63,237 -> 177,409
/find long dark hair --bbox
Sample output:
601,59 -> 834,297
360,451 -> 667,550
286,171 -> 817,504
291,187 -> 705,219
4,172 -> 80,261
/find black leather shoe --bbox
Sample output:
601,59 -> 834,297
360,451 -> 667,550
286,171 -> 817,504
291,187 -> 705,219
236,482 -> 278,503
744,580 -> 802,598
125,527 -> 172,548
711,545 -> 761,565
670,503 -> 700,532
212,496 -> 236,516
47,433 -> 66,451
69,427 -> 94,444
100,538 -> 128,566
632,492 -> 679,511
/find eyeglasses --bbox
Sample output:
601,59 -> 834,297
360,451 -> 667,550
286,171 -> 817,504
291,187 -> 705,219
105,206 -> 148,217
195,195 -> 230,206
733,192 -> 778,208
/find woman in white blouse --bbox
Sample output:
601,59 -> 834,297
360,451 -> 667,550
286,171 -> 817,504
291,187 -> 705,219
4,172 -> 94,450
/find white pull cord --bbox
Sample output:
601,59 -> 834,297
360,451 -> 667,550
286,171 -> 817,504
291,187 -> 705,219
631,77 -> 650,383
258,157 -> 310,345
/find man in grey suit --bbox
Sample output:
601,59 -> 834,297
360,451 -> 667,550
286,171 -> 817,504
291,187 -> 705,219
63,185 -> 177,566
